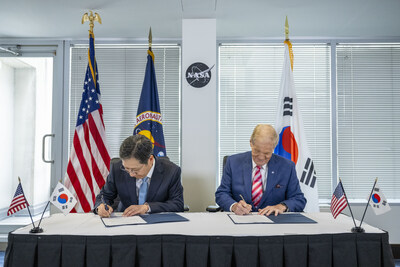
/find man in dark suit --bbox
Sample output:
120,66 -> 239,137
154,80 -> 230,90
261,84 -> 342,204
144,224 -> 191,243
95,135 -> 184,217
215,124 -> 306,216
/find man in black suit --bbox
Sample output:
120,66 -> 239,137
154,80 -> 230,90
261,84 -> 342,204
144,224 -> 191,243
94,135 -> 184,217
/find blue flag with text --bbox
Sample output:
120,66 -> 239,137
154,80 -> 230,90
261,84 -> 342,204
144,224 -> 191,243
134,50 -> 167,157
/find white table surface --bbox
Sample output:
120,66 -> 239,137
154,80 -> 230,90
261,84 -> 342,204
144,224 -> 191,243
12,212 -> 384,237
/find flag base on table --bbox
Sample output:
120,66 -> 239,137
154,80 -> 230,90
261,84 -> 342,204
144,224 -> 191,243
29,227 -> 43,234
351,226 -> 365,233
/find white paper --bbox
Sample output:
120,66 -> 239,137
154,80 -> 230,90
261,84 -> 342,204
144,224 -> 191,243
229,213 -> 273,224
101,212 -> 147,226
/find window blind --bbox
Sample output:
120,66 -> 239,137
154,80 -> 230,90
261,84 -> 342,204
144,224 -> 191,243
219,44 -> 331,199
337,44 -> 400,199
70,45 -> 181,166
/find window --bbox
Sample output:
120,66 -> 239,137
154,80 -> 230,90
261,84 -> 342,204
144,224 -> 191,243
69,45 -> 181,165
337,44 -> 400,200
219,44 -> 331,199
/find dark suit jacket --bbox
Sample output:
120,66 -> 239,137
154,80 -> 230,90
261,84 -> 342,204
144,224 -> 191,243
215,151 -> 306,212
94,156 -> 184,213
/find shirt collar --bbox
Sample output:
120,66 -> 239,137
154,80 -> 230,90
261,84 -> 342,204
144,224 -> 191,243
144,156 -> 156,179
252,159 -> 267,170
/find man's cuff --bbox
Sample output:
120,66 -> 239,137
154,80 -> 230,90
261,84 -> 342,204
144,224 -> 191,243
229,202 -> 237,212
280,202 -> 289,212
144,202 -> 151,213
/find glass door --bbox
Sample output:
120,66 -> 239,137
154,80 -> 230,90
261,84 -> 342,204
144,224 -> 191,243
0,57 -> 54,222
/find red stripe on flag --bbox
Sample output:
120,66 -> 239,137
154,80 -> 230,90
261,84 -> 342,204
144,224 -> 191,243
66,159 -> 91,212
88,112 -> 111,172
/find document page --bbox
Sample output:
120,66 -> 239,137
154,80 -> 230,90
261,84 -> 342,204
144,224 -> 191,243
228,213 -> 273,224
101,212 -> 147,227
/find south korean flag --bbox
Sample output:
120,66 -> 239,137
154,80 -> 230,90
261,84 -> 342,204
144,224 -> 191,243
368,183 -> 391,215
50,182 -> 77,215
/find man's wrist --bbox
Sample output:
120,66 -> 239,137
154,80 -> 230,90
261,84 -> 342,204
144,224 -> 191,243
144,202 -> 150,213
280,202 -> 288,212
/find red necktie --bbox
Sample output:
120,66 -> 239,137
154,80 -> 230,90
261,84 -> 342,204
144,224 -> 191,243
252,166 -> 263,208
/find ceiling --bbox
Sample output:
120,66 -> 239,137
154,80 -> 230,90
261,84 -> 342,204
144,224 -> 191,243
0,0 -> 399,40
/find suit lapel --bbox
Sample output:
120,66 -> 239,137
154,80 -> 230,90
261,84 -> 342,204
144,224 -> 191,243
122,171 -> 138,205
243,152 -> 253,201
146,158 -> 163,202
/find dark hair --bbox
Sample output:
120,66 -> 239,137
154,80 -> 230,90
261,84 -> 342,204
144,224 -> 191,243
119,135 -> 153,164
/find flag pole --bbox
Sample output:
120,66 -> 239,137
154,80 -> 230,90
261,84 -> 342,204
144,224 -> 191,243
339,178 -> 363,232
18,177 -> 36,230
34,201 -> 50,231
148,27 -> 152,52
358,177 -> 378,229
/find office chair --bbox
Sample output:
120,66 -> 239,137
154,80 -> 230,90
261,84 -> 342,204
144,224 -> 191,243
206,155 -> 230,212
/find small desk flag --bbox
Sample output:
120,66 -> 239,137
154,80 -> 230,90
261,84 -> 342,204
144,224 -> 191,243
331,181 -> 348,219
368,183 -> 391,215
274,40 -> 319,212
134,50 -> 166,157
50,182 -> 77,215
7,183 -> 29,216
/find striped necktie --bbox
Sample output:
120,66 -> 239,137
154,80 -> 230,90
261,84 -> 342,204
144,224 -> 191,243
252,166 -> 263,208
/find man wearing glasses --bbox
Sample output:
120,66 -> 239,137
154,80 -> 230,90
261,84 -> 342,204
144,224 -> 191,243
94,135 -> 184,217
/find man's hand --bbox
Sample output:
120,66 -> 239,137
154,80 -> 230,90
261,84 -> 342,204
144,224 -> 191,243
232,200 -> 252,215
258,203 -> 287,216
123,204 -> 149,217
97,203 -> 113,218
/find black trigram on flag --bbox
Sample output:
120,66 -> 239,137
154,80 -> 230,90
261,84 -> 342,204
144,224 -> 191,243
283,97 -> 293,116
300,158 -> 317,188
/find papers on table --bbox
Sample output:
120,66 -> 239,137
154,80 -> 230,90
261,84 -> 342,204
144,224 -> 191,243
101,212 -> 189,227
101,213 -> 147,227
228,213 -> 317,224
228,214 -> 273,224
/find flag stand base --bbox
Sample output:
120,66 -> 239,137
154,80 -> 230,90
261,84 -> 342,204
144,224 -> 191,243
351,226 -> 365,233
29,227 -> 43,234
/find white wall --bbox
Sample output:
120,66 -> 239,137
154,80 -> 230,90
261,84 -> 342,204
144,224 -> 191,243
0,62 -> 14,209
182,19 -> 217,212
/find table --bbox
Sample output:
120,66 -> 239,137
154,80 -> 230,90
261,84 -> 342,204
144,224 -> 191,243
4,212 -> 394,267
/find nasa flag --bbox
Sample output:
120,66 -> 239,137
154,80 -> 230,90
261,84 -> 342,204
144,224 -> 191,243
368,183 -> 391,215
274,40 -> 319,212
50,182 -> 77,215
134,49 -> 167,157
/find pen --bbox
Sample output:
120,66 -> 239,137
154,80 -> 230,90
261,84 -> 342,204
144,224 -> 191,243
239,194 -> 252,215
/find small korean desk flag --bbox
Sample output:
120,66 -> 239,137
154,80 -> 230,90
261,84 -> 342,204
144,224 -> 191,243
368,183 -> 391,215
274,40 -> 319,212
50,182 -> 77,215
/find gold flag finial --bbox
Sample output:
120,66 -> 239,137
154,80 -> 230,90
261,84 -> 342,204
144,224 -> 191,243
18,176 -> 21,183
148,27 -> 152,51
82,11 -> 102,34
285,16 -> 289,41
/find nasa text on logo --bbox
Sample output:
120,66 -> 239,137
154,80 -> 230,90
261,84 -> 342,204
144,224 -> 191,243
186,62 -> 214,88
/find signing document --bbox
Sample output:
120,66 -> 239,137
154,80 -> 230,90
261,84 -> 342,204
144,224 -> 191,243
101,212 -> 147,227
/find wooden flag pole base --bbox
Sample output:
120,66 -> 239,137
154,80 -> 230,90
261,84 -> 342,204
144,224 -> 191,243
351,226 -> 365,233
29,227 -> 43,234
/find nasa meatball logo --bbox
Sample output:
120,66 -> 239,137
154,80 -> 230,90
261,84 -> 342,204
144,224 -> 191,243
186,62 -> 214,88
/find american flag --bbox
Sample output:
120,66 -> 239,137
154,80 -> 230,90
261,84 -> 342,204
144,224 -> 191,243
7,183 -> 29,216
330,181 -> 348,219
64,32 -> 111,212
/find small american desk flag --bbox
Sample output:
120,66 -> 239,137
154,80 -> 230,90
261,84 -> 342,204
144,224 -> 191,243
331,181 -> 348,219
7,183 -> 29,216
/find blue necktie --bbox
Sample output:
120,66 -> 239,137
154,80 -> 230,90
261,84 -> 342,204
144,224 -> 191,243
138,177 -> 149,205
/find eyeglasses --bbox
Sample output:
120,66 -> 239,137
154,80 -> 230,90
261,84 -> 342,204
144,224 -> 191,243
120,164 -> 145,175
